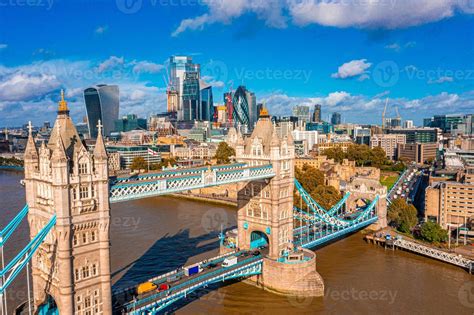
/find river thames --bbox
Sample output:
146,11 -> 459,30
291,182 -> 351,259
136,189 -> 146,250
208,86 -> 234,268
1,170 -> 472,314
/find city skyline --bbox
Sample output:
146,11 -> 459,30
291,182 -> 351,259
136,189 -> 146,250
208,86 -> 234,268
0,1 -> 473,126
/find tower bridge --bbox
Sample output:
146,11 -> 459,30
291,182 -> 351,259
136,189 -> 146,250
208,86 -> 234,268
2,92 -> 387,314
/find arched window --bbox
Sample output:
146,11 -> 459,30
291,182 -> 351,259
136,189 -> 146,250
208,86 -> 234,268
78,159 -> 88,174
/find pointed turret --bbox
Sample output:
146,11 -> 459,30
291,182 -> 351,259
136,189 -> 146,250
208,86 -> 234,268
51,122 -> 67,163
24,121 -> 38,160
270,123 -> 280,147
94,120 -> 108,160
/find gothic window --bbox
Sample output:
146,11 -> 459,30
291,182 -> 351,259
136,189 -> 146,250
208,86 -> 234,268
92,264 -> 97,276
78,159 -> 88,174
80,186 -> 89,199
71,187 -> 77,200
82,232 -> 88,244
75,269 -> 80,281
254,205 -> 262,218
73,234 -> 78,246
262,206 -> 268,219
82,266 -> 90,278
264,190 -> 270,198
90,230 -> 96,242
247,206 -> 253,217
91,185 -> 95,198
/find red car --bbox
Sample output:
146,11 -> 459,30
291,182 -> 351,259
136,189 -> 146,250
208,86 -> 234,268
159,284 -> 170,291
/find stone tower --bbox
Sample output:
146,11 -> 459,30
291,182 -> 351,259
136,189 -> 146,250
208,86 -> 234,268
24,91 -> 112,314
235,108 -> 295,259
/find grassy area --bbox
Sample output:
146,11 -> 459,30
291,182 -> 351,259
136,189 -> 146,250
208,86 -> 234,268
380,171 -> 400,190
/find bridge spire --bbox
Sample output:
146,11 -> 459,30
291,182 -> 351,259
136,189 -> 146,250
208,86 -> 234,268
24,120 -> 38,163
94,119 -> 107,160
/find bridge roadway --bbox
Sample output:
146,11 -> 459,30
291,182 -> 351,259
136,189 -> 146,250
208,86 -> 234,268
115,250 -> 265,314
109,163 -> 275,203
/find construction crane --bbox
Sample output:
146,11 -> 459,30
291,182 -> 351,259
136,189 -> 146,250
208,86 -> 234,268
382,98 -> 388,129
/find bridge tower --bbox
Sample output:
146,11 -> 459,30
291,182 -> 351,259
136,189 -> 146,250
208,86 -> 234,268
346,177 -> 388,228
235,108 -> 294,259
24,91 -> 112,314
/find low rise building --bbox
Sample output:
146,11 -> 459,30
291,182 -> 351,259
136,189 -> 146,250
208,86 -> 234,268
398,142 -> 438,164
370,134 -> 406,160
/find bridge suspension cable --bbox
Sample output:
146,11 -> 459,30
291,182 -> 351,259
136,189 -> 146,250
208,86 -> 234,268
0,215 -> 56,294
0,205 -> 29,247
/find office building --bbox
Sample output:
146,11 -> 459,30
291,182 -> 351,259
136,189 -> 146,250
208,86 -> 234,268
452,114 -> 474,136
423,114 -> 464,133
370,134 -> 406,160
169,56 -> 200,120
231,86 -> 257,130
106,145 -> 161,169
312,104 -> 322,122
84,84 -> 119,138
182,71 -> 201,121
114,114 -> 147,132
306,122 -> 334,134
200,82 -> 214,122
403,120 -> 414,129
292,130 -> 319,153
293,105 -> 311,123
331,112 -> 341,125
387,128 -> 438,144
398,142 -> 438,164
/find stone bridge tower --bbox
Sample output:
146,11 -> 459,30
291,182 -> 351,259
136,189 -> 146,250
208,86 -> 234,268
24,91 -> 112,314
345,177 -> 388,229
235,108 -> 294,259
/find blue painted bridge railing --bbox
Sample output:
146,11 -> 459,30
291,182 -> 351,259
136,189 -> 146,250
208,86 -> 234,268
109,163 -> 275,203
124,255 -> 263,314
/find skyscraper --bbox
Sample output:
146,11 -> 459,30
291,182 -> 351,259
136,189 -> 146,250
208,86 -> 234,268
169,56 -> 200,120
232,86 -> 257,129
199,81 -> 214,121
312,104 -> 322,122
182,71 -> 201,121
293,105 -> 311,123
331,112 -> 341,125
84,84 -> 119,138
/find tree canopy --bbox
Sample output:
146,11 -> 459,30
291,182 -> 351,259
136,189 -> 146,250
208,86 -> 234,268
130,156 -> 147,171
388,198 -> 418,233
420,221 -> 448,243
322,144 -> 388,167
214,142 -> 235,164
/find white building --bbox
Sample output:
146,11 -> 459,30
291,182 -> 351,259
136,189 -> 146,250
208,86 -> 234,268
292,130 -> 318,152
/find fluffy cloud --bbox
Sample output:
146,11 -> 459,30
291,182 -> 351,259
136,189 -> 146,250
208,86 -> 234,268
97,56 -> 125,73
172,0 -> 473,35
261,90 -> 474,124
331,59 -> 372,79
172,0 -> 286,36
95,25 -> 109,35
0,58 -> 166,126
131,61 -> 164,74
428,76 -> 454,84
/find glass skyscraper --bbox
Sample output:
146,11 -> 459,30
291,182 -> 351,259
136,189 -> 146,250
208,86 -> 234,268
182,71 -> 201,121
232,86 -> 256,129
169,56 -> 200,120
312,104 -> 322,122
331,112 -> 341,125
200,82 -> 214,122
84,84 -> 119,138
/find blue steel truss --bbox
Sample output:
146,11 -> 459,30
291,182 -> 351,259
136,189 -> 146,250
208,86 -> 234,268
0,204 -> 28,246
109,164 -> 275,203
293,179 -> 379,249
124,256 -> 263,314
0,214 -> 56,294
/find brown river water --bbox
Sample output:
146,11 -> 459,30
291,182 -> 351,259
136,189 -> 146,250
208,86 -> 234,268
1,170 -> 472,314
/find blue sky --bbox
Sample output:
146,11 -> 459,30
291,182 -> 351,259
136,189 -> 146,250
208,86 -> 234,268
0,0 -> 473,126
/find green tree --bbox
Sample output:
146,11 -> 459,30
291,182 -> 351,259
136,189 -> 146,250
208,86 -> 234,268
295,164 -> 325,193
311,185 -> 342,210
130,156 -> 147,171
322,147 -> 346,163
420,221 -> 448,243
214,142 -> 235,164
370,146 -> 388,167
388,198 -> 418,233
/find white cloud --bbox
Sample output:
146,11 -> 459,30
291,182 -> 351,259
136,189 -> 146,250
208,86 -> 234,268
201,75 -> 225,88
385,41 -> 417,52
95,25 -> 108,35
331,59 -> 372,79
97,56 -> 124,73
428,76 -> 454,84
172,1 -> 473,36
261,90 -> 474,124
132,61 -> 164,74
172,0 -> 286,36
0,72 -> 60,102
0,44 -> 7,50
